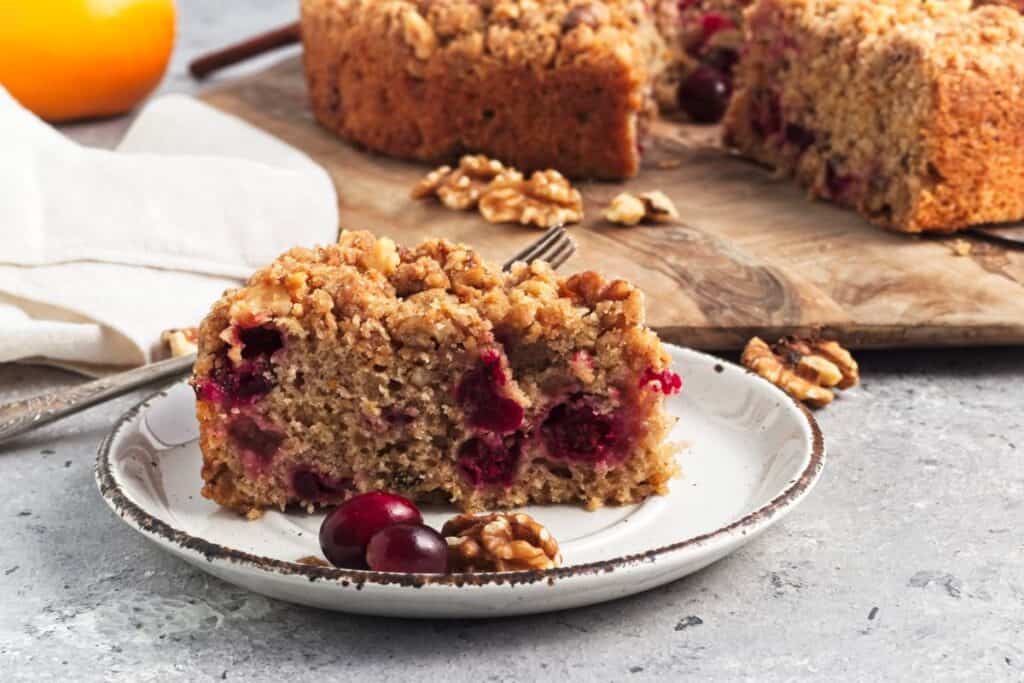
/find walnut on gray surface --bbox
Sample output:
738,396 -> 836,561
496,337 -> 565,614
443,511 -> 563,572
742,336 -> 859,408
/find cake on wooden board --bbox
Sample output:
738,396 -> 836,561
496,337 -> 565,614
723,0 -> 1024,233
299,0 -> 666,180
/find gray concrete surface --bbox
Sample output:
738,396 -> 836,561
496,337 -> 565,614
2,1 -> 1022,680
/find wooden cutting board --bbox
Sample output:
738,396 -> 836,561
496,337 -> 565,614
201,56 -> 1024,350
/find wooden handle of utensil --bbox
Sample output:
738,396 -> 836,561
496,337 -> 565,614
189,21 -> 301,80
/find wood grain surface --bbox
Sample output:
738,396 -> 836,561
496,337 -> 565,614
201,56 -> 1024,350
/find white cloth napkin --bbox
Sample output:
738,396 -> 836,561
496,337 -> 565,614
0,88 -> 339,373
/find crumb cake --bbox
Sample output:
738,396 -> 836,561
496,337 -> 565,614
300,0 -> 666,179
192,231 -> 681,515
724,0 -> 1024,232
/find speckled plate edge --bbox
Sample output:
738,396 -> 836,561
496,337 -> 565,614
96,346 -> 824,593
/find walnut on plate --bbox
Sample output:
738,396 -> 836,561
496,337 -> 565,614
442,511 -> 563,572
479,169 -> 584,228
741,336 -> 859,408
604,191 -> 679,226
411,154 -> 514,210
161,327 -> 198,358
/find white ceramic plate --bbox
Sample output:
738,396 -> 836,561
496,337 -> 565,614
96,345 -> 824,618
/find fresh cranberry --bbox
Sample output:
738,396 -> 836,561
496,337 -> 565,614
457,436 -> 520,487
318,492 -> 423,569
784,123 -> 815,152
677,65 -> 732,124
542,398 -> 623,464
239,325 -> 283,360
639,367 -> 683,395
365,524 -> 448,574
228,416 -> 284,459
454,349 -> 524,433
292,467 -> 352,503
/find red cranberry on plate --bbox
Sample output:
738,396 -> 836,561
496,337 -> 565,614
365,524 -> 449,574
318,492 -> 422,569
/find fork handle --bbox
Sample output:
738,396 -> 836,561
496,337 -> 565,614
0,354 -> 196,446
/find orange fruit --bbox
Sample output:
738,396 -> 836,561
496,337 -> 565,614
0,0 -> 176,122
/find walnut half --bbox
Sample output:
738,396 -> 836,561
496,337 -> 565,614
742,336 -> 859,408
443,512 -> 563,572
479,169 -> 583,228
411,155 -> 514,210
604,191 -> 679,226
412,155 -> 584,228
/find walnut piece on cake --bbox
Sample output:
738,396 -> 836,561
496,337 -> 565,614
443,511 -> 562,572
191,231 -> 681,516
724,0 -> 1024,232
742,336 -> 858,408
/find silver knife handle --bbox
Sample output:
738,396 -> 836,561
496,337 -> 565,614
0,354 -> 196,445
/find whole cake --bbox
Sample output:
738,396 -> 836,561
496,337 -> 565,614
300,0 -> 665,179
723,0 -> 1024,232
192,231 -> 681,515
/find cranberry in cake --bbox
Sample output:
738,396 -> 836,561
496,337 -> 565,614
653,0 -> 751,122
193,231 -> 681,515
724,0 -> 1024,232
300,0 -> 667,180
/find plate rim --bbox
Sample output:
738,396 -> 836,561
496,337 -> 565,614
95,346 -> 825,590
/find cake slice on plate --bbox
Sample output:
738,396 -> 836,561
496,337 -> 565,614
724,0 -> 1024,232
193,231 -> 681,515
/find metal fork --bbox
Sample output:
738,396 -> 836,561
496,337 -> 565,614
0,228 -> 576,445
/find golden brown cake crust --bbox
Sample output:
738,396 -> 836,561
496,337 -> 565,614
299,0 -> 665,179
192,231 -> 681,515
723,0 -> 1024,233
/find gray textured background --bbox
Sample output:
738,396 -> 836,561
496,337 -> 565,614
2,1 -> 1022,680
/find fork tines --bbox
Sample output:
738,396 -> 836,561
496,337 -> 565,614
501,226 -> 577,272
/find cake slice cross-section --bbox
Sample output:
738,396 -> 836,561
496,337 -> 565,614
724,0 -> 1024,232
192,231 -> 681,515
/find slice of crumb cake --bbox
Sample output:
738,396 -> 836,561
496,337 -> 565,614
193,231 -> 681,515
724,0 -> 1024,232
